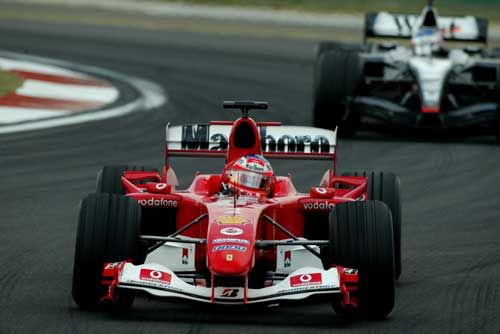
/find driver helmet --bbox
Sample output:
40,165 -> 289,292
222,154 -> 273,196
412,27 -> 443,56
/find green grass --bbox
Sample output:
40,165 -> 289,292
0,71 -> 23,97
159,0 -> 500,21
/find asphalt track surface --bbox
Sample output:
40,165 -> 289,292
1,6 -> 500,334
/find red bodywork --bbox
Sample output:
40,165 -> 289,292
105,114 -> 366,304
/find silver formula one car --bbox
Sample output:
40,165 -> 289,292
313,1 -> 500,141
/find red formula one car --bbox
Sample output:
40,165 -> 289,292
72,101 -> 402,318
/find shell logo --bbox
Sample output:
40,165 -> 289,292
215,215 -> 251,225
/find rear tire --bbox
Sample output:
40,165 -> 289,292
312,48 -> 362,136
72,194 -> 144,310
327,201 -> 395,318
341,171 -> 402,279
317,41 -> 363,57
96,165 -> 158,194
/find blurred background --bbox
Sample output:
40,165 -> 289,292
171,0 -> 500,18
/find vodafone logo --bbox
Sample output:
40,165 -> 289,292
290,273 -> 322,287
139,269 -> 172,285
220,227 -> 243,236
150,271 -> 162,279
303,201 -> 335,211
156,183 -> 168,190
299,274 -> 313,283
316,187 -> 327,194
137,198 -> 178,207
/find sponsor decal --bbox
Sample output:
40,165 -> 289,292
180,125 -> 331,153
290,273 -> 322,287
284,250 -> 291,268
139,269 -> 172,285
220,288 -> 239,298
316,187 -> 327,194
276,284 -> 337,295
220,227 -> 243,236
213,238 -> 250,245
224,209 -> 242,214
260,126 -> 331,154
104,262 -> 121,270
181,124 -> 228,151
226,254 -> 233,261
303,201 -> 335,211
344,268 -> 358,275
137,198 -> 178,208
212,245 -> 247,252
215,215 -> 251,225
182,248 -> 189,265
156,183 -> 168,190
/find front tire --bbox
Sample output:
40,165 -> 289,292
72,194 -> 144,310
327,201 -> 395,318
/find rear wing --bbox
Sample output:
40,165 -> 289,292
165,122 -> 337,160
364,12 -> 488,43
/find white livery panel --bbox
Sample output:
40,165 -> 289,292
365,12 -> 487,42
166,123 -> 337,160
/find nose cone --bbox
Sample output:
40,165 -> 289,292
209,245 -> 253,275
207,219 -> 255,276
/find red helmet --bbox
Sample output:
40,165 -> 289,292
223,154 -> 273,196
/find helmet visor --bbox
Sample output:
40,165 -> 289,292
232,170 -> 269,190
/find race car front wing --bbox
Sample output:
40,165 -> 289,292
101,262 -> 358,306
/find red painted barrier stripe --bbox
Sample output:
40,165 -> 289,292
9,70 -> 110,87
0,93 -> 104,112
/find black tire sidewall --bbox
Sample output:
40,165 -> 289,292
341,171 -> 402,279
328,201 -> 395,318
72,194 -> 143,309
313,48 -> 362,133
97,165 -> 158,194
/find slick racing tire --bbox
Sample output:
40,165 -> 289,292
312,48 -> 362,136
316,41 -> 364,57
96,165 -> 158,194
327,201 -> 395,319
341,171 -> 402,279
72,194 -> 144,310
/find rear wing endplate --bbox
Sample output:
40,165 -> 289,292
165,123 -> 337,160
